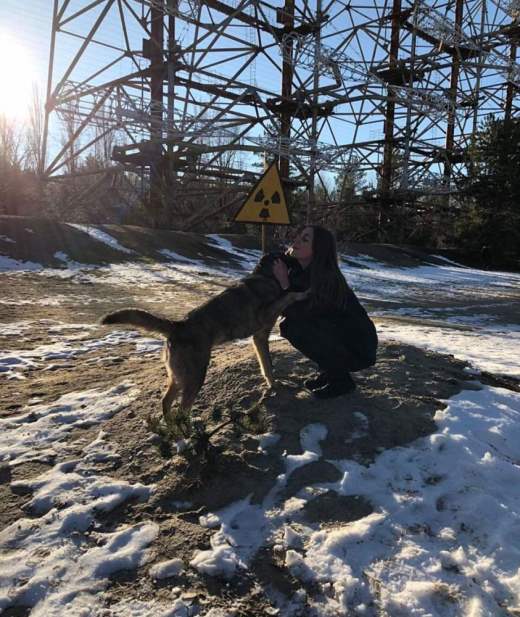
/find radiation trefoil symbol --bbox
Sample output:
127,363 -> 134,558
253,188 -> 282,220
233,161 -> 290,225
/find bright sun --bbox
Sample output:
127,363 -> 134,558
0,31 -> 37,120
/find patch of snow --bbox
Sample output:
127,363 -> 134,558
0,382 -> 139,465
0,320 -> 33,336
190,424 -> 328,580
0,421 -> 156,616
284,423 -> 327,476
159,248 -> 204,264
341,253 -> 520,302
378,321 -> 520,377
159,248 -> 226,277
68,223 -> 134,254
206,234 -> 262,271
430,254 -> 468,268
189,384 -> 520,615
345,412 -> 369,443
106,597 -> 196,617
149,558 -> 184,579
0,254 -> 44,272
53,250 -> 88,270
284,385 -> 520,616
257,432 -> 281,453
0,234 -> 16,243
0,294 -> 105,306
0,329 -> 161,380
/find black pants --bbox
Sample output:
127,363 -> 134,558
279,315 -> 375,376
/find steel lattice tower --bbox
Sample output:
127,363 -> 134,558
42,0 -> 520,228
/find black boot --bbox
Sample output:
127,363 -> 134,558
313,373 -> 356,399
303,371 -> 328,391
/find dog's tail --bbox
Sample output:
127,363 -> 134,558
101,309 -> 175,337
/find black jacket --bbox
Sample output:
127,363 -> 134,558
255,252 -> 378,365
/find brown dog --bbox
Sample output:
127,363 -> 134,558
101,258 -> 307,425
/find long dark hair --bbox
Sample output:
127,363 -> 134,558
307,225 -> 350,311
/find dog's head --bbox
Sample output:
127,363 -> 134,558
251,252 -> 298,280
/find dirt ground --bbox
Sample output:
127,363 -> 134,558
2,216 -> 518,616
0,276 -> 479,616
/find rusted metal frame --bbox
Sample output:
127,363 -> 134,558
395,111 -> 443,148
119,114 -> 148,147
257,42 -> 287,76
175,59 -> 275,98
51,0 -> 116,102
192,121 -> 261,169
170,90 -> 257,152
339,83 -> 388,124
178,5 -> 258,88
74,169 -> 113,205
56,68 -> 150,106
199,0 -> 281,33
56,0 -> 73,23
116,0 -> 143,72
182,193 -> 245,231
320,26 -> 358,56
279,0 -> 295,184
381,0 -> 401,198
59,0 -> 107,27
166,0 -> 177,187
179,2 -> 203,128
307,0 -> 324,222
194,47 -> 259,73
443,0 -> 463,182
346,7 -> 390,176
59,51 -> 129,100
58,28 -> 130,57
405,16 -> 517,59
41,0 -> 60,176
47,88 -> 114,175
398,1 -> 419,192
115,84 -> 152,128
46,165 -> 121,180
318,0 -> 335,19
174,4 -> 261,104
177,97 -> 264,129
119,170 -> 149,204
323,5 -> 388,169
172,13 -> 257,54
505,42 -> 518,120
51,123 -> 116,177
172,188 -> 246,196
177,57 -> 259,137
121,0 -> 153,37
470,1 -> 490,136
149,0 -> 166,222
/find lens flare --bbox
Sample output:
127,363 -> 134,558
0,31 -> 36,120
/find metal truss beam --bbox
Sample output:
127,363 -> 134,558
42,0 -> 520,225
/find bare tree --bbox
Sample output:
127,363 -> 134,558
26,83 -> 45,173
0,113 -> 33,214
0,113 -> 25,169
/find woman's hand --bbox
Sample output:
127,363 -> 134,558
273,258 -> 290,290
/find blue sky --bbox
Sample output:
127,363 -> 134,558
0,0 -> 53,88
1,0 -> 517,189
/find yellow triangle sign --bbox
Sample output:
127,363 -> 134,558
234,161 -> 290,225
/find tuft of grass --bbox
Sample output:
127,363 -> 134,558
146,411 -> 193,458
